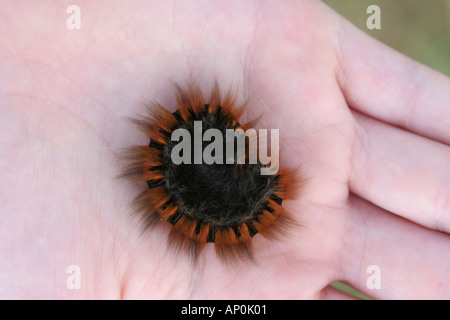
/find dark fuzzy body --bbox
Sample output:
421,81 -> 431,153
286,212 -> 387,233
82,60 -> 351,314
120,83 -> 298,263
163,106 -> 279,228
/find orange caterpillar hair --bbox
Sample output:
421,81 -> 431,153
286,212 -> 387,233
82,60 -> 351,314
120,82 -> 299,263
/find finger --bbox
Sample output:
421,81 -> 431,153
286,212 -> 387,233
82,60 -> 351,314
350,111 -> 450,233
338,195 -> 450,299
336,17 -> 450,145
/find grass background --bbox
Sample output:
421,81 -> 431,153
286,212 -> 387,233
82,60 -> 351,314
323,0 -> 450,76
321,0 -> 450,299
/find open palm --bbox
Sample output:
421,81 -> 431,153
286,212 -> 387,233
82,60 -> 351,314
1,0 -> 449,299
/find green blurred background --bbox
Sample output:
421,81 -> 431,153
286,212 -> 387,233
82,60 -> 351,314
322,0 -> 450,300
323,0 -> 450,76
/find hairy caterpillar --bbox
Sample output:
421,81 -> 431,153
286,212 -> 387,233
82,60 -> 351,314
119,82 -> 300,264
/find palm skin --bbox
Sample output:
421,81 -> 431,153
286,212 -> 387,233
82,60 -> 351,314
1,0 -> 449,299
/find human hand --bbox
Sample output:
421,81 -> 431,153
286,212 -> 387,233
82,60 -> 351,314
0,0 -> 449,299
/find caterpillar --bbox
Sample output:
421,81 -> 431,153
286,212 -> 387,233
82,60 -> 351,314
119,82 -> 300,264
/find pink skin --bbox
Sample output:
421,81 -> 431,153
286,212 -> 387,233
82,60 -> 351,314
1,0 -> 449,299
